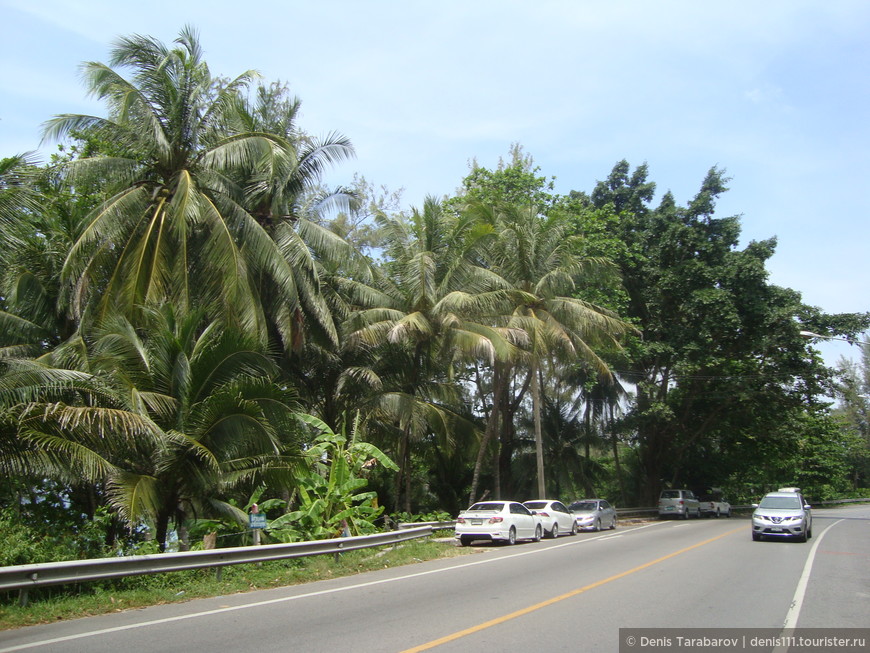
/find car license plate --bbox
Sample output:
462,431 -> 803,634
770,528 -> 783,532
471,519 -> 483,525
665,506 -> 674,511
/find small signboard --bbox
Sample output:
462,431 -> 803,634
249,513 -> 267,529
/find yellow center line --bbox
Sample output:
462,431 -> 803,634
401,525 -> 745,653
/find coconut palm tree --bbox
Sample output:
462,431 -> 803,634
41,27 -> 297,333
2,306 -> 305,551
227,81 -> 359,352
0,152 -> 42,250
481,202 -> 636,498
345,197 -> 518,512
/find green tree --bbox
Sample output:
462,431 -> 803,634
346,196 -> 515,512
229,81 -> 358,352
480,201 -> 634,499
2,307 -> 304,551
833,345 -> 870,489
588,160 -> 870,503
42,27 -> 297,331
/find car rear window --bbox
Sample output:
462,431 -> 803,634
468,502 -> 503,511
570,502 -> 597,511
660,490 -> 681,499
524,501 -> 547,509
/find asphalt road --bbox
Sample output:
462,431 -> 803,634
1,504 -> 867,652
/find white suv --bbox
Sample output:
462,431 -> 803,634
751,489 -> 813,542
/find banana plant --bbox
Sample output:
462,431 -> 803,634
268,413 -> 398,540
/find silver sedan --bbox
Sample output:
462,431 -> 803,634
569,499 -> 617,531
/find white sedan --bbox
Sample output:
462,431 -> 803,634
523,500 -> 577,538
455,501 -> 543,546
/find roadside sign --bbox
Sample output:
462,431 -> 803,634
249,513 -> 267,529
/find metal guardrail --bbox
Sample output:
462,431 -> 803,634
5,498 -> 866,603
0,526 -> 433,599
397,520 -> 456,530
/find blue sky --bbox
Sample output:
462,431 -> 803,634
2,0 -> 868,365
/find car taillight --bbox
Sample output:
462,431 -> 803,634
678,500 -> 684,505
538,511 -> 550,517
488,516 -> 504,524
457,517 -> 466,523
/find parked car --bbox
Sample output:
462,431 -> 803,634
454,501 -> 543,546
523,500 -> 577,538
658,489 -> 701,519
569,499 -> 617,531
698,489 -> 732,517
751,489 -> 813,542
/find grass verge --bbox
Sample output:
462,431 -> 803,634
0,534 -> 472,631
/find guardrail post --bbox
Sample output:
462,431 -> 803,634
19,588 -> 29,608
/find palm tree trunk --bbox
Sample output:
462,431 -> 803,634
609,404 -> 627,506
469,364 -> 502,505
155,508 -> 172,553
532,359 -> 545,498
403,435 -> 412,514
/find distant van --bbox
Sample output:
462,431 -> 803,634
657,489 -> 700,519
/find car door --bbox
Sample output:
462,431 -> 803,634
600,500 -> 614,524
552,501 -> 572,531
510,502 -> 535,538
685,491 -> 699,513
798,493 -> 812,531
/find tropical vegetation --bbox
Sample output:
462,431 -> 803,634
1,27 -> 869,573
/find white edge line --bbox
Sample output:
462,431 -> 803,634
773,518 -> 843,653
0,522 -> 666,652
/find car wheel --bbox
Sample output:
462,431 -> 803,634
508,526 -> 517,545
725,509 -> 732,518
610,517 -> 617,530
594,518 -> 601,531
570,521 -> 577,535
807,526 -> 812,539
460,536 -> 473,547
752,531 -> 762,542
796,531 -> 807,543
534,524 -> 543,542
715,509 -> 720,518
550,523 -> 559,539
681,510 -> 689,520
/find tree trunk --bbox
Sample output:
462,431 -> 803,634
532,359 -> 545,498
469,364 -> 502,505
155,508 -> 172,553
610,407 -> 627,507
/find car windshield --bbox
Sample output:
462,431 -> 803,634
524,501 -> 548,509
570,502 -> 597,511
467,502 -> 504,511
758,496 -> 802,509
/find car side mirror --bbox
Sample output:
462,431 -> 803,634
803,504 -> 811,510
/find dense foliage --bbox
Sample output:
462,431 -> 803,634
1,28 -> 868,565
